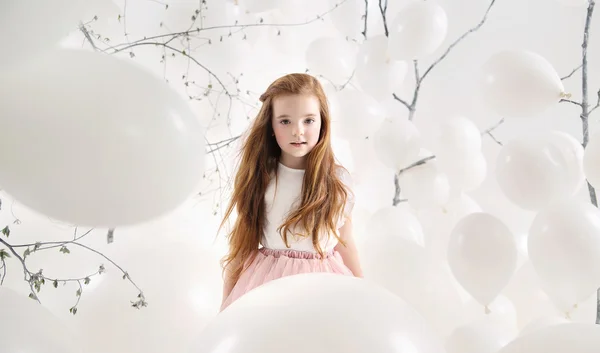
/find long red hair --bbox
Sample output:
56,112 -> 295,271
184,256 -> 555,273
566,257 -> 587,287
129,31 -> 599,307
219,73 -> 351,281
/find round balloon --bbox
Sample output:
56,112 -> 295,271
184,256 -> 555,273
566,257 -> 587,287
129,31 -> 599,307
528,200 -> 600,308
448,212 -> 518,306
496,135 -> 569,210
306,37 -> 357,83
373,116 -> 421,170
0,0 -> 88,70
0,287 -> 79,353
388,1 -> 448,60
0,49 -> 205,227
480,50 -> 564,117
497,323 -> 600,353
355,35 -> 408,102
191,273 -> 445,353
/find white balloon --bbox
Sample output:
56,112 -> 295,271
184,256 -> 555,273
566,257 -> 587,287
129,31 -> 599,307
448,212 -> 518,306
584,131 -> 600,190
434,116 -> 482,158
373,117 -> 421,170
306,37 -> 358,83
361,234 -> 465,338
528,200 -> 600,308
0,0 -> 88,69
438,151 -> 487,195
0,287 -> 79,353
542,131 -> 585,195
497,323 -> 600,353
329,0 -> 363,39
333,89 -> 385,140
480,50 -> 564,118
0,49 -> 205,227
69,241 -> 222,353
388,1 -> 448,60
496,135 -> 569,211
418,193 -> 482,259
192,273 -> 445,353
398,153 -> 450,209
446,318 -> 516,353
555,0 -> 589,6
239,0 -> 277,13
356,35 -> 408,101
519,317 -> 570,337
367,206 -> 425,246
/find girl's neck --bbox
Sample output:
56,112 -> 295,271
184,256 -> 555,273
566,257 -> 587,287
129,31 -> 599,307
279,156 -> 306,170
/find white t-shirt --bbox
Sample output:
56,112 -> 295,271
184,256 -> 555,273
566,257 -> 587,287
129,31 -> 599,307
260,163 -> 354,253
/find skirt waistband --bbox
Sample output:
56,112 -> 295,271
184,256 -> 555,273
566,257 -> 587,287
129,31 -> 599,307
259,247 -> 336,259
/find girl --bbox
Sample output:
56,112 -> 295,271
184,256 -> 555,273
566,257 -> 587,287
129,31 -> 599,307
219,73 -> 363,311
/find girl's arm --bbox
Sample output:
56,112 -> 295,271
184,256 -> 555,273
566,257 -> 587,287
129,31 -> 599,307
334,217 -> 363,278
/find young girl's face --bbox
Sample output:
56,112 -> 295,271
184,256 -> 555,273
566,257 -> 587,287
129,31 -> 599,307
271,94 -> 322,169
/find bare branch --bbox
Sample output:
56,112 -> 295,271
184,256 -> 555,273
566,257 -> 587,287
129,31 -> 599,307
561,64 -> 582,80
362,0 -> 369,39
392,93 -> 411,110
379,0 -> 389,37
420,0 -> 497,83
79,22 -> 99,51
590,88 -> 600,114
560,98 -> 583,107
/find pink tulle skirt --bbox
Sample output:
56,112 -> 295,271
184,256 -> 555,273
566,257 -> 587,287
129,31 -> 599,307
220,247 -> 353,311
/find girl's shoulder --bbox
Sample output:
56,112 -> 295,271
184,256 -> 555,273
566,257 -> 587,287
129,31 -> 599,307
334,165 -> 353,189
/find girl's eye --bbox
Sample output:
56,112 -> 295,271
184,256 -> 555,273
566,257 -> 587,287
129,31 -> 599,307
280,119 -> 290,125
305,119 -> 315,124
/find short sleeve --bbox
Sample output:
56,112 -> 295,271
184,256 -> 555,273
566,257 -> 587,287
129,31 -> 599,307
336,167 -> 355,227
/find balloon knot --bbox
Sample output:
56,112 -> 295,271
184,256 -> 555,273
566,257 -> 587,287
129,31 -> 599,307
484,305 -> 491,314
560,92 -> 572,99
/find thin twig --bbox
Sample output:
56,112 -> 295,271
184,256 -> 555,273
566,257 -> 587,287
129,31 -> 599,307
481,118 -> 505,146
560,98 -> 583,107
379,0 -> 389,37
0,237 -> 41,303
79,22 -> 99,51
392,0 -> 498,120
420,0 -> 497,83
561,64 -> 583,80
362,0 -> 369,39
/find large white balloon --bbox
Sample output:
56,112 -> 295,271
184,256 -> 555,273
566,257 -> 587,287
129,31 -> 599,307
543,131 -> 585,195
446,318 -> 516,353
528,200 -> 600,309
448,212 -> 518,307
367,205 -> 425,246
555,0 -> 589,6
0,287 -> 79,353
332,89 -> 386,140
68,241 -> 222,353
438,151 -> 487,195
360,234 -> 465,338
191,273 -> 445,353
497,323 -> 600,353
0,0 -> 88,69
480,50 -> 564,117
583,131 -> 600,190
496,135 -> 570,210
0,49 -> 205,227
355,35 -> 408,102
388,1 -> 448,60
306,37 -> 358,83
434,116 -> 482,158
373,117 -> 421,170
329,0 -> 363,39
398,153 -> 450,209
